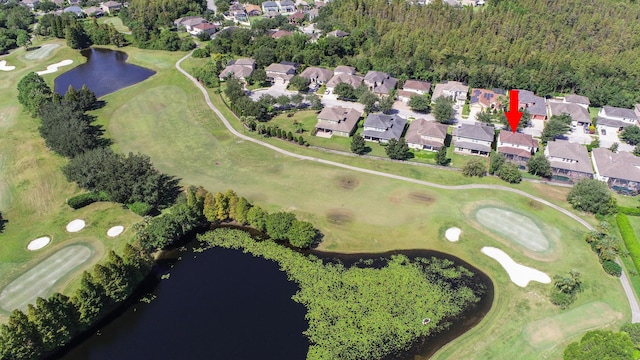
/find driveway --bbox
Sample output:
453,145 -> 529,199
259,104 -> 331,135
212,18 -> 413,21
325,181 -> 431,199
249,83 -> 295,101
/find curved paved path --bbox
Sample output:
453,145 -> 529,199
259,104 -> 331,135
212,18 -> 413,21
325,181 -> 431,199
175,52 -> 640,322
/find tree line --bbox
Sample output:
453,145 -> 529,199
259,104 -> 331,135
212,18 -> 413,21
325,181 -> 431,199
16,73 -> 180,213
136,187 -> 319,252
0,3 -> 33,54
0,244 -> 152,360
37,13 -> 125,49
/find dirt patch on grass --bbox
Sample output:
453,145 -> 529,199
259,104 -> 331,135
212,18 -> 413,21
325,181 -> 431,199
408,191 -> 436,204
337,176 -> 360,190
326,208 -> 354,225
523,301 -> 623,349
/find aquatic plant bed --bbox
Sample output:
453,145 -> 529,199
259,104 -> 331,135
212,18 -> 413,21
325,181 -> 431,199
198,228 -> 485,360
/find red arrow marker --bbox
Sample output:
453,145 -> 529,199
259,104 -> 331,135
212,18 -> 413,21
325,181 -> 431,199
505,89 -> 523,133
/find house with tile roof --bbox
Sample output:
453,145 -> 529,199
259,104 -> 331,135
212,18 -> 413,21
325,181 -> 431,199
363,71 -> 397,96
545,140 -> 593,181
496,130 -> 538,167
315,106 -> 362,137
100,0 -> 120,13
547,101 -> 591,126
262,1 -> 278,12
326,73 -> 364,94
219,58 -> 256,83
191,22 -> 217,37
405,119 -> 448,151
517,89 -> 547,121
174,16 -> 207,32
564,94 -> 590,108
398,80 -> 431,103
362,114 -> 407,143
299,67 -> 333,85
270,29 -> 293,39
470,88 -> 505,113
265,63 -> 297,84
85,6 -> 104,16
279,0 -> 296,13
432,81 -> 469,107
334,66 -> 355,75
245,4 -> 262,15
452,123 -> 494,156
597,106 -> 638,135
592,148 -> 640,194
63,5 -> 83,15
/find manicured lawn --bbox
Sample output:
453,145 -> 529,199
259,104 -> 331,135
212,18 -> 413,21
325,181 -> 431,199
0,41 -> 628,359
98,16 -> 131,34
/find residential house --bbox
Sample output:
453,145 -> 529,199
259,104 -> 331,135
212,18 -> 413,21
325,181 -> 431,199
261,1 -> 278,13
327,30 -> 349,38
191,22 -> 217,37
334,65 -> 355,75
279,0 -> 296,13
597,105 -> 638,134
363,71 -> 397,96
544,140 -> 593,181
547,101 -> 591,127
271,30 -> 293,39
21,0 -> 39,10
233,10 -> 248,21
245,4 -> 262,16
100,0 -> 121,13
265,62 -> 297,84
308,8 -> 319,20
452,123 -> 494,156
496,130 -> 538,167
326,72 -> 364,94
362,114 -> 407,143
432,81 -> 469,107
517,89 -> 546,121
592,148 -> 640,194
405,119 -> 448,151
229,2 -> 244,11
469,88 -> 505,113
315,106 -> 362,137
564,94 -> 590,108
297,2 -> 309,11
174,16 -> 207,32
263,10 -> 279,18
63,5 -> 84,15
398,80 -> 431,103
314,1 -> 327,8
289,11 -> 305,23
219,58 -> 256,82
84,6 -> 104,16
299,67 -> 333,85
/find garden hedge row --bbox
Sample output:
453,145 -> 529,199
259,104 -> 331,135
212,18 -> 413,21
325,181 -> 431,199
617,214 -> 640,274
67,192 -> 108,209
619,206 -> 640,217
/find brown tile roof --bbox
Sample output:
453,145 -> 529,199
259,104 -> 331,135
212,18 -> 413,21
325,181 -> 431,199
497,130 -> 536,148
403,80 -> 431,93
316,106 -> 362,133
245,4 -> 261,13
565,94 -> 590,106
405,119 -> 448,147
592,148 -> 640,182
326,73 -> 363,89
454,123 -> 494,142
498,146 -> 533,159
548,102 -> 591,123
546,140 -> 593,174
333,65 -> 355,75
271,30 -> 293,39
300,67 -> 333,83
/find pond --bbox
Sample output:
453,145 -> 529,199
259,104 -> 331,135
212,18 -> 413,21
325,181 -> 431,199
54,48 -> 155,98
52,240 -> 492,360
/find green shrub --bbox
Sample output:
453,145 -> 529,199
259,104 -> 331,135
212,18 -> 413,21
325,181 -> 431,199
617,214 -> 640,274
550,291 -> 575,309
619,206 -> 640,217
127,202 -> 154,216
602,260 -> 622,277
67,192 -> 107,209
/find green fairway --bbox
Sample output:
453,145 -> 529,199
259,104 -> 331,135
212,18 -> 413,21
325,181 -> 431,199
98,17 -> 131,34
0,40 -> 631,359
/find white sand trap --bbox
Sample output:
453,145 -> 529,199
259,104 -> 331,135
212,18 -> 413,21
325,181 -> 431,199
445,227 -> 462,242
0,60 -> 15,71
66,219 -> 85,232
24,43 -> 60,60
27,236 -> 51,251
476,207 -> 549,252
481,247 -> 551,287
36,59 -> 73,75
107,225 -> 124,237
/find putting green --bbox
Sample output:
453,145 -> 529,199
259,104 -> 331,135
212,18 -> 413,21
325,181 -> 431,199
24,44 -> 60,60
476,207 -> 549,252
0,245 -> 93,312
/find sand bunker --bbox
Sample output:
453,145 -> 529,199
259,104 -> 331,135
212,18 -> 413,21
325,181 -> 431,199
66,219 -> 85,232
27,236 -> 51,251
445,227 -> 461,242
107,226 -> 124,237
24,43 -> 60,60
0,60 -> 15,71
36,59 -> 73,75
481,247 -> 551,287
476,207 -> 549,252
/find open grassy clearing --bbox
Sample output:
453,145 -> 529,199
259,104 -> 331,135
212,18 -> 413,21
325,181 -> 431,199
98,16 -> 131,34
0,40 -> 139,320
87,49 -> 629,359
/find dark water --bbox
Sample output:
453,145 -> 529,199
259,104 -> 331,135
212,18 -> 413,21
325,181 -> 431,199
54,48 -> 155,98
54,242 -> 492,360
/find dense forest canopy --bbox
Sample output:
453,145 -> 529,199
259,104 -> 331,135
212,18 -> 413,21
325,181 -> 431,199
316,0 -> 640,107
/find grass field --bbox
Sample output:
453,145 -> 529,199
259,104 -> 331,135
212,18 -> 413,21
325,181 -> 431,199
0,39 -> 140,321
98,16 -> 131,34
0,41 -> 631,359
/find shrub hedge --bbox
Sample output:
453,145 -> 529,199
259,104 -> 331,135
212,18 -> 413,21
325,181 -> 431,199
619,206 -> 640,217
602,260 -> 622,277
67,192 -> 108,209
127,202 -> 154,216
617,214 -> 640,274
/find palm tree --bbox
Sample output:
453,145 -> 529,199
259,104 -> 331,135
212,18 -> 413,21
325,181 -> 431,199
595,236 -> 619,261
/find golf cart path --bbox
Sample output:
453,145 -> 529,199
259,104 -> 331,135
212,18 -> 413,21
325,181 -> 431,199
175,52 -> 640,323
